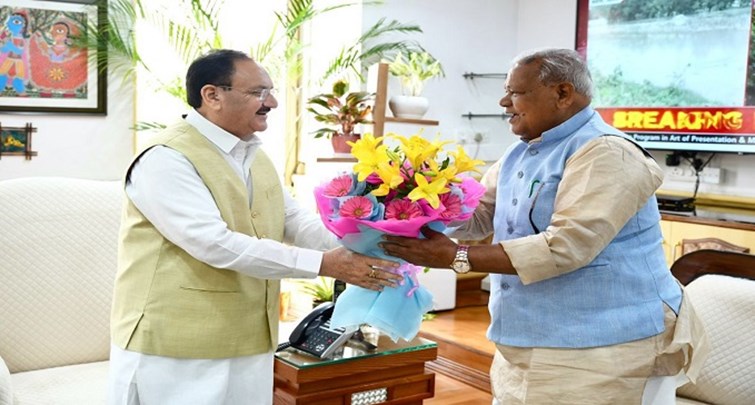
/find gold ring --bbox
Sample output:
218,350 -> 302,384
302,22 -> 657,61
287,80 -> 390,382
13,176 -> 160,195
369,269 -> 377,278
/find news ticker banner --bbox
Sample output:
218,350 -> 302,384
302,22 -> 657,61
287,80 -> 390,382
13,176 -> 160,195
596,107 -> 755,146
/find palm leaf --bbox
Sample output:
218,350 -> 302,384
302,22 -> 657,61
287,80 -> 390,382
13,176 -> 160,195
72,0 -> 146,82
320,18 -> 423,82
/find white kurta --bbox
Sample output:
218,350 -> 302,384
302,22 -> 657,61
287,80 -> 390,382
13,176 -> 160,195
107,110 -> 338,405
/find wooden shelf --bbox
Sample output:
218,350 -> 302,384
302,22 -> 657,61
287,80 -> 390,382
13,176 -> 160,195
316,157 -> 357,163
384,116 -> 439,126
372,63 -> 439,138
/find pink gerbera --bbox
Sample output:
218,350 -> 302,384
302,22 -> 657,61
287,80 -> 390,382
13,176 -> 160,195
339,196 -> 374,219
385,198 -> 423,220
323,174 -> 353,197
439,192 -> 463,220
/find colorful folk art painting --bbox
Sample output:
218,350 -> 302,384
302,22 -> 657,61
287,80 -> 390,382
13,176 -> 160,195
0,5 -> 89,99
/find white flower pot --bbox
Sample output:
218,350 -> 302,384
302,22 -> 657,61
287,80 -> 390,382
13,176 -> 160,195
389,95 -> 429,119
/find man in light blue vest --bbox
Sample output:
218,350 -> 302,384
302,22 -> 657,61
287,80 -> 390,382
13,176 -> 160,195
107,49 -> 401,405
381,48 -> 708,404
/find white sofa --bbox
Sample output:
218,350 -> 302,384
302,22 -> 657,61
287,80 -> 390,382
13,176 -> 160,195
0,177 -> 122,405
671,250 -> 755,405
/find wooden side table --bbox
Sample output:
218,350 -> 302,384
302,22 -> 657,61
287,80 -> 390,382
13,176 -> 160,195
274,335 -> 438,404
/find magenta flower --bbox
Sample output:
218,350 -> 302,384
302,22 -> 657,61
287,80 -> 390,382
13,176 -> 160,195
385,198 -> 423,220
323,174 -> 353,197
365,172 -> 382,184
339,196 -> 374,219
439,192 -> 462,220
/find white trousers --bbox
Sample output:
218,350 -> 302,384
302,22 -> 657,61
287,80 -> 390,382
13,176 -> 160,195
491,375 -> 679,405
107,344 -> 274,405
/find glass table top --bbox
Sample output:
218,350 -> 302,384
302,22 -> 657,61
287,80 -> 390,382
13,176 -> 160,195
275,334 -> 437,369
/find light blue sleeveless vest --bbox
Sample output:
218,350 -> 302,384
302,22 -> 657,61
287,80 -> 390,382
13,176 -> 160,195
488,107 -> 682,348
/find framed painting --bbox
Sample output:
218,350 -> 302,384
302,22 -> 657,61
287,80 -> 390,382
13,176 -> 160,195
0,123 -> 37,159
0,0 -> 106,114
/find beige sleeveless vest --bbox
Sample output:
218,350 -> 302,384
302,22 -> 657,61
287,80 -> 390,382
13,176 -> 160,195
111,121 -> 284,358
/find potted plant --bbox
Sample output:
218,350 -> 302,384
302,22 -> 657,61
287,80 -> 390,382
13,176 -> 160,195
294,276 -> 335,308
307,79 -> 374,154
387,51 -> 444,119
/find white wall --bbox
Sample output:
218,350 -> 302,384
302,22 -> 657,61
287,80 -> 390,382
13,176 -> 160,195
514,0 -> 578,51
0,75 -> 134,181
361,0 -> 518,163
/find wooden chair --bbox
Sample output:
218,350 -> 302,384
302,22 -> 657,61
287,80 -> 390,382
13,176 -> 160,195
671,249 -> 755,285
680,237 -> 749,257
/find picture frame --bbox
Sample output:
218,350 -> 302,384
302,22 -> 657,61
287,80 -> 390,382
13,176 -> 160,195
0,0 -> 106,114
0,123 -> 37,159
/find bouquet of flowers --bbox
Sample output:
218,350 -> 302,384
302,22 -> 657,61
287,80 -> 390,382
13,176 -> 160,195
314,131 -> 486,341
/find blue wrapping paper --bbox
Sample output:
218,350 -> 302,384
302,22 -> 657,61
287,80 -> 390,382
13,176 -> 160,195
328,226 -> 435,341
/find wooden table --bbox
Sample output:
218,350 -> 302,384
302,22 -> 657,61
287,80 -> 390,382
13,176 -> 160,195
274,335 -> 438,404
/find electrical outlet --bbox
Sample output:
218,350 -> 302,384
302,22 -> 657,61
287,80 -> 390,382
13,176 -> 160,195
456,132 -> 469,145
666,166 -> 722,184
667,167 -> 689,181
473,132 -> 486,143
699,167 -> 722,184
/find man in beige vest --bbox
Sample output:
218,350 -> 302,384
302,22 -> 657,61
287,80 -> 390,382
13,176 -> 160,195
107,49 -> 401,405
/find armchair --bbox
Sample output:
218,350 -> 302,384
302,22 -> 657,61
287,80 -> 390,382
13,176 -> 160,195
0,177 -> 122,405
671,249 -> 755,405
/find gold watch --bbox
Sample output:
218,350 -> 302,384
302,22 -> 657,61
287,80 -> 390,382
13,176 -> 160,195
450,244 -> 471,274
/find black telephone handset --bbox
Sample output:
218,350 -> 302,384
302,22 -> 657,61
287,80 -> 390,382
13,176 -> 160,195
277,301 -> 356,359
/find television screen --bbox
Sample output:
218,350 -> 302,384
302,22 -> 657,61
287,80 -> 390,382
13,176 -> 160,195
575,0 -> 755,154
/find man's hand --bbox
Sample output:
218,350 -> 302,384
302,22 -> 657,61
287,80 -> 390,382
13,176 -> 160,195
320,247 -> 402,291
380,227 -> 457,269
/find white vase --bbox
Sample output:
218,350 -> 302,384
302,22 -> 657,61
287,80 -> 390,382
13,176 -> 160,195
388,95 -> 429,119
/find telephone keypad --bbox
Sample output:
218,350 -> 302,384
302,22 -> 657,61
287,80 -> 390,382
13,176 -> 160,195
298,319 -> 347,357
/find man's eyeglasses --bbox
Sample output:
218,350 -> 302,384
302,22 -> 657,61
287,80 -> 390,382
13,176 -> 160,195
218,86 -> 277,102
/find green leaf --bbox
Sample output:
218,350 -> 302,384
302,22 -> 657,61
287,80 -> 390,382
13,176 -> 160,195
293,277 -> 335,301
320,18 -> 423,82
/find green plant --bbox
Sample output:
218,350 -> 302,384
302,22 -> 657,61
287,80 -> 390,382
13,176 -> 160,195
295,276 -> 335,304
321,17 -> 424,83
388,51 -> 444,96
306,79 -> 374,139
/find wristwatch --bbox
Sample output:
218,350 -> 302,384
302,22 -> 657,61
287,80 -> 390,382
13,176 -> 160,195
450,244 -> 471,274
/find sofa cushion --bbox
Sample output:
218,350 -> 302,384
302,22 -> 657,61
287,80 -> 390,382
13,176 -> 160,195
676,397 -> 711,405
10,361 -> 108,405
0,354 -> 11,405
0,178 -> 122,373
676,274 -> 755,405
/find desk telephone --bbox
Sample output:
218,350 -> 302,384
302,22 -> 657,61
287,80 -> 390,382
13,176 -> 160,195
277,301 -> 356,358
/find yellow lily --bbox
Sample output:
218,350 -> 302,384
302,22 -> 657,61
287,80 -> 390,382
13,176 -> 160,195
450,146 -> 485,174
395,133 -> 451,170
351,134 -> 389,181
407,173 -> 449,209
371,162 -> 404,196
428,159 -> 459,183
